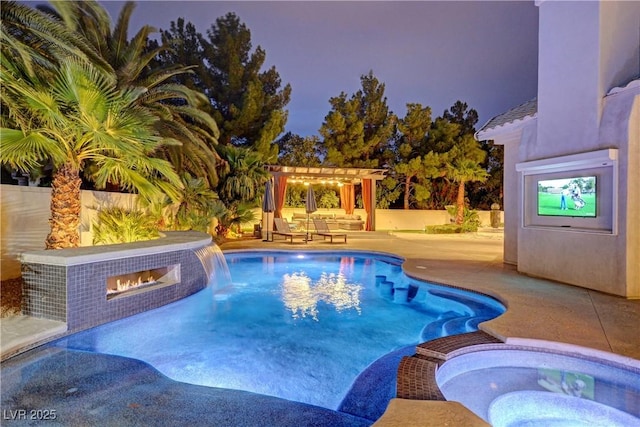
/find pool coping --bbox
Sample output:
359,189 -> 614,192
19,230 -> 211,266
0,316 -> 67,361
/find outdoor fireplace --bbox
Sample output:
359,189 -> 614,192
106,264 -> 180,299
20,230 -> 210,334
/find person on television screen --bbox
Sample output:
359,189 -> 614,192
575,186 -> 581,199
571,184 -> 585,210
560,189 -> 569,210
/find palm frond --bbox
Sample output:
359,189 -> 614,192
111,1 -> 136,63
1,1 -> 112,72
0,128 -> 67,170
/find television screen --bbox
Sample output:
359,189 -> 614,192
537,176 -> 596,217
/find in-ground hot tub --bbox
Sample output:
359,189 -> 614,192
435,343 -> 640,426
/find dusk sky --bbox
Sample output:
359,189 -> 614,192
99,1 -> 539,138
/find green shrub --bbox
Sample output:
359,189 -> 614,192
286,185 -> 340,209
424,224 -> 463,234
445,205 -> 481,232
92,207 -> 161,245
318,190 -> 339,208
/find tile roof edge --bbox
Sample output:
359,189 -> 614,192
475,98 -> 537,141
475,76 -> 639,141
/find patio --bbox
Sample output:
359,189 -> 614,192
1,230 -> 639,426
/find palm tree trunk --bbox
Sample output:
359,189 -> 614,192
46,162 -> 82,249
455,180 -> 466,225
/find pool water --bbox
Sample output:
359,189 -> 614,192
54,251 -> 504,411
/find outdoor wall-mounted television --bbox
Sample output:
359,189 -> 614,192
537,176 -> 596,217
518,149 -> 617,234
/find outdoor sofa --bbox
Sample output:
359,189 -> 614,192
291,213 -> 364,231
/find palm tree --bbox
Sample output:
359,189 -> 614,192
170,173 -> 223,232
1,59 -> 182,249
1,1 -> 111,138
217,145 -> 269,205
214,145 -> 268,237
40,1 -> 224,187
446,158 -> 489,225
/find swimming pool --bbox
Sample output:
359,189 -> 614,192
53,250 -> 504,415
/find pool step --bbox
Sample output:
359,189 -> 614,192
442,317 -> 473,335
416,330 -> 504,361
429,289 -> 502,318
395,331 -> 505,406
396,355 -> 446,401
464,316 -> 491,331
420,312 -> 463,341
376,277 -> 424,305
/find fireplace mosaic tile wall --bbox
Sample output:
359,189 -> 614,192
21,233 -> 210,333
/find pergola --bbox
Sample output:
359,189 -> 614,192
265,165 -> 387,231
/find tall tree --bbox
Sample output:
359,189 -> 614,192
444,134 -> 488,224
413,117 -> 460,209
468,140 -> 504,209
357,71 -> 396,165
320,71 -> 395,168
320,92 -> 365,166
442,100 -> 478,135
439,101 -> 489,221
276,132 -> 323,167
416,101 -> 484,210
394,103 -> 434,209
153,18 -> 211,93
443,99 -> 505,209
157,13 -> 291,162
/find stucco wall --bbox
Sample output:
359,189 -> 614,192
273,207 -> 499,231
600,2 -> 640,97
518,228 -> 624,294
489,126 -> 537,265
278,207 -> 473,230
1,186 -> 140,280
536,1 -> 602,156
623,91 -> 640,298
1,186 -> 51,279
516,0 -> 640,298
600,86 -> 639,298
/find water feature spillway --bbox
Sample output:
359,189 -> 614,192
194,243 -> 232,287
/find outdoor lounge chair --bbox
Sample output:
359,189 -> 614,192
312,218 -> 347,243
273,218 -> 308,243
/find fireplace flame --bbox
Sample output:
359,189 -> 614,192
109,275 -> 156,294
